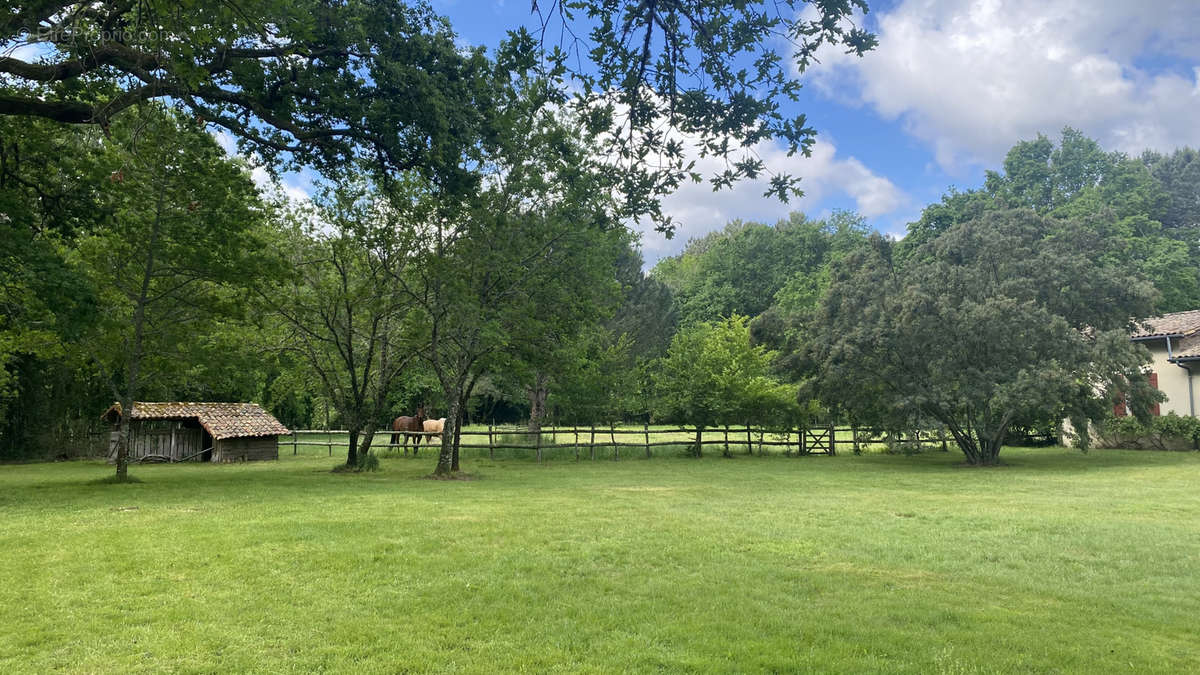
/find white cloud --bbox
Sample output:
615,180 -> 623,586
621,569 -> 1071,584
805,0 -> 1200,172
213,130 -> 312,204
3,42 -> 45,62
638,136 -> 907,262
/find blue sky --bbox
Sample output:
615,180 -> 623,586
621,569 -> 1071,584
292,1 -> 1200,264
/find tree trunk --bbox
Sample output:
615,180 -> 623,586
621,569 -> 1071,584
357,423 -> 376,464
346,426 -> 360,467
976,422 -> 1010,466
527,372 -> 549,436
435,397 -> 459,475
950,430 -> 1006,466
693,426 -> 704,458
451,398 -> 465,472
112,182 -> 165,481
976,437 -> 1002,465
451,375 -> 479,472
114,406 -> 131,480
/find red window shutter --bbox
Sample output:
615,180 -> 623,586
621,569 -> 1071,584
1149,372 -> 1161,416
1113,397 -> 1127,417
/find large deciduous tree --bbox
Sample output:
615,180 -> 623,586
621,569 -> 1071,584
652,315 -> 795,457
77,106 -> 266,480
1143,147 -> 1200,239
413,200 -> 627,476
804,209 -> 1160,466
0,116 -> 102,454
653,212 -> 860,326
362,35 -> 631,477
264,183 -> 420,470
899,129 -> 1200,313
499,222 -> 629,436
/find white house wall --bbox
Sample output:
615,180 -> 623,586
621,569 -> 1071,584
1145,342 -> 1196,417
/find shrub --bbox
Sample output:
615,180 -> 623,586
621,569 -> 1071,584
1151,413 -> 1200,447
1101,413 -> 1200,450
1102,415 -> 1147,438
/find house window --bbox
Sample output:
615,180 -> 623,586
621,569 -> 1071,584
1114,372 -> 1161,417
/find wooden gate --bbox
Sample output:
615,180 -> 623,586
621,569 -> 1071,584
800,425 -> 836,456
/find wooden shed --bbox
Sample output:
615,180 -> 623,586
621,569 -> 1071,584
102,402 -> 289,463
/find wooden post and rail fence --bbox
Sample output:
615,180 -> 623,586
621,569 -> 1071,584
278,423 -> 1049,460
282,423 -> 846,459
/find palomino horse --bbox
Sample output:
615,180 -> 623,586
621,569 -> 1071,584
390,406 -> 426,455
422,417 -> 447,444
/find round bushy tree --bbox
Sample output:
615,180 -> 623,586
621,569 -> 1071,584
805,209 -> 1160,466
652,315 -> 796,456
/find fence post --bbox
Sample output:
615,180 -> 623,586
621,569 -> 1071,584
611,423 -> 618,460
292,432 -> 297,456
828,423 -> 837,456
644,422 -> 651,459
590,424 -> 596,461
745,423 -> 752,455
723,424 -> 730,457
800,427 -> 807,455
488,425 -> 494,460
852,423 -> 861,455
536,426 -> 543,463
574,427 -> 580,462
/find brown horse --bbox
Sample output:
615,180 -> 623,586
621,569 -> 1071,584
390,406 -> 427,456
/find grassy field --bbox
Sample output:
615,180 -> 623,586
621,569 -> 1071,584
1,448 -> 1198,673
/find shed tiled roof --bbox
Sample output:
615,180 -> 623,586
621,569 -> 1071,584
126,402 -> 289,440
1131,309 -> 1200,339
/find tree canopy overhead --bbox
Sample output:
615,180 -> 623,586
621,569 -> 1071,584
2,1 -> 502,190
2,1 -> 877,231
537,0 -> 877,229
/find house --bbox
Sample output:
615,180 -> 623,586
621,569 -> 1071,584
1128,309 -> 1200,418
1061,310 -> 1199,449
101,402 -> 289,462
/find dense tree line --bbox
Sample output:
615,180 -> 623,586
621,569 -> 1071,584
649,129 -> 1198,464
4,1 -> 1198,473
4,115 -> 1197,471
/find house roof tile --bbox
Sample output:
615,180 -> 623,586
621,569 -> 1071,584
1171,335 -> 1200,360
1131,309 -> 1200,339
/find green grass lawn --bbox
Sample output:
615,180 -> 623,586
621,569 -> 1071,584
2,448 -> 1198,673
